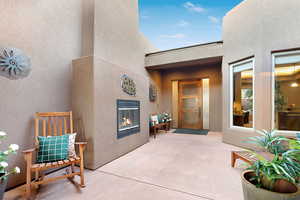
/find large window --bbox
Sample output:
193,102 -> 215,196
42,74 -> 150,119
273,51 -> 300,131
230,58 -> 254,128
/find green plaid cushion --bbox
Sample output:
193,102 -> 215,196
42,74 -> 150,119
37,135 -> 69,163
297,133 -> 300,140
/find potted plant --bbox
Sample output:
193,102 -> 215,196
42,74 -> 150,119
162,113 -> 172,131
161,113 -> 172,123
247,130 -> 288,154
0,131 -> 20,200
242,130 -> 300,200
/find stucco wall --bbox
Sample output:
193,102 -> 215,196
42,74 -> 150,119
81,0 -> 95,56
72,0 -> 156,169
0,0 -> 82,187
160,65 -> 222,131
222,0 -> 300,147
145,42 -> 223,68
72,56 -> 95,167
0,0 -> 156,187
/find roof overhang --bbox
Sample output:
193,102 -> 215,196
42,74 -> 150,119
145,41 -> 223,70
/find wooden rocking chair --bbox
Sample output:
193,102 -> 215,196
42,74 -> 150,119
23,111 -> 87,199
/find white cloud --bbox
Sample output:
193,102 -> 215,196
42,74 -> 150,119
177,20 -> 190,27
160,34 -> 186,39
208,16 -> 220,24
184,2 -> 205,13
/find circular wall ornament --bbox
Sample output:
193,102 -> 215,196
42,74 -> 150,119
121,74 -> 136,96
0,47 -> 31,80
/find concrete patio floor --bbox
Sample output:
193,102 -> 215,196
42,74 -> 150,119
5,132 -> 245,200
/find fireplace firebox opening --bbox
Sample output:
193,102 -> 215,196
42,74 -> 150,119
117,100 -> 140,139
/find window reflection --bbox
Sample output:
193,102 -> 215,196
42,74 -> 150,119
274,54 -> 300,131
232,60 -> 254,128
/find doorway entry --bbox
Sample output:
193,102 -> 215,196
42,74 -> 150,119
178,80 -> 203,129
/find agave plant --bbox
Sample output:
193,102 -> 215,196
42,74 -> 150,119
247,130 -> 288,154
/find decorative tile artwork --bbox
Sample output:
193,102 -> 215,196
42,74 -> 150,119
121,74 -> 136,96
0,47 -> 31,80
149,84 -> 157,102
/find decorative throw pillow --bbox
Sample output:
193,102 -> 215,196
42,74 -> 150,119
151,115 -> 159,126
37,135 -> 69,163
68,133 -> 77,157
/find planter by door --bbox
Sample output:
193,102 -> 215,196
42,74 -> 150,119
0,177 -> 7,200
242,170 -> 300,200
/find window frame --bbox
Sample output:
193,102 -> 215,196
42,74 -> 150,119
229,57 -> 255,130
272,50 -> 300,134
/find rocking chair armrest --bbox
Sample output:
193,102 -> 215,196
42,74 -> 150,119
76,142 -> 87,153
76,142 -> 87,159
75,142 -> 87,146
22,148 -> 37,154
23,148 -> 36,163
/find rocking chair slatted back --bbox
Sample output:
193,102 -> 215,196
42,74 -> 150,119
23,111 -> 86,199
34,111 -> 73,144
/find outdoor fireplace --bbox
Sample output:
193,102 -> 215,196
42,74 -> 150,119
117,100 -> 140,139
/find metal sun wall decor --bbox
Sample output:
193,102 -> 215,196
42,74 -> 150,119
0,47 -> 31,80
121,74 -> 136,96
149,84 -> 157,102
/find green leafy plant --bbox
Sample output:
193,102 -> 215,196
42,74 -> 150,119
247,130 -> 288,154
289,140 -> 300,150
242,88 -> 253,111
275,82 -> 287,112
248,151 -> 300,190
246,130 -> 300,192
0,131 -> 20,181
288,140 -> 300,161
162,113 -> 172,123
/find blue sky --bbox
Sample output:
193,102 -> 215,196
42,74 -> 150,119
139,0 -> 243,50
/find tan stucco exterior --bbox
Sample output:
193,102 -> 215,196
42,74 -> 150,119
146,0 -> 300,148
0,0 -> 83,187
222,0 -> 300,147
2,0 -> 300,189
145,42 -> 223,69
72,0 -> 156,169
146,43 -> 223,132
0,0 -> 156,187
154,65 -> 222,132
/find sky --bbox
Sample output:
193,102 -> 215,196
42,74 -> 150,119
139,0 -> 243,50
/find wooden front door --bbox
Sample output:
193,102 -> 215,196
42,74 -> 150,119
178,80 -> 203,129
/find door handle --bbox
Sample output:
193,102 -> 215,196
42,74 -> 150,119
199,107 -> 202,117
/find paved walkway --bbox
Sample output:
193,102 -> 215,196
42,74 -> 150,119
5,132 -> 245,200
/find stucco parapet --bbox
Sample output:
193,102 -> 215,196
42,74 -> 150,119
145,41 -> 223,68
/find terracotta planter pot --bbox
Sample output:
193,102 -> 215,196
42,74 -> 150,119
241,170 -> 300,200
261,175 -> 298,193
273,179 -> 300,194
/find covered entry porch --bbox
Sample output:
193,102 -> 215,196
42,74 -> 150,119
146,42 -> 223,132
5,132 -> 244,200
